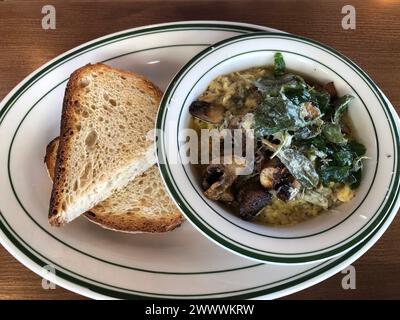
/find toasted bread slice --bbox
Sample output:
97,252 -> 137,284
49,64 -> 161,226
46,138 -> 184,233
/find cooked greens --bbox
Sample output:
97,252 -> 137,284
276,148 -> 320,189
254,53 -> 365,189
274,52 -> 286,76
333,95 -> 354,123
309,89 -> 331,118
317,140 -> 367,188
261,137 -> 319,189
190,52 -> 367,225
321,94 -> 354,145
254,77 -> 316,136
322,123 -> 347,145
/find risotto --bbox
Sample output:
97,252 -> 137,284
189,53 -> 366,226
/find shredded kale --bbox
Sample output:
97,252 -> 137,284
322,123 -> 347,145
254,74 -> 301,97
274,52 -> 286,76
278,148 -> 320,189
333,149 -> 353,167
310,88 -> 331,119
262,137 -> 319,189
333,95 -> 354,123
348,140 -> 367,157
319,166 -> 351,185
253,52 -> 366,190
317,138 -> 367,187
254,75 -> 317,136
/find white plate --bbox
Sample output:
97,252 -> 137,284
0,21 -> 398,299
157,32 -> 400,264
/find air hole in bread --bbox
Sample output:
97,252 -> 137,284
80,162 -> 92,181
109,99 -> 117,106
85,130 -> 97,148
103,92 -> 109,101
82,110 -> 89,118
73,180 -> 79,191
79,77 -> 91,88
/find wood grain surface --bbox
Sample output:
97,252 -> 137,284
0,0 -> 399,300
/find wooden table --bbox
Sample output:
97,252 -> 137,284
0,0 -> 399,300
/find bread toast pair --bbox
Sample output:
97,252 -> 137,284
47,63 -> 183,232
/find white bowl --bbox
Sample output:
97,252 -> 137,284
156,32 -> 400,264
